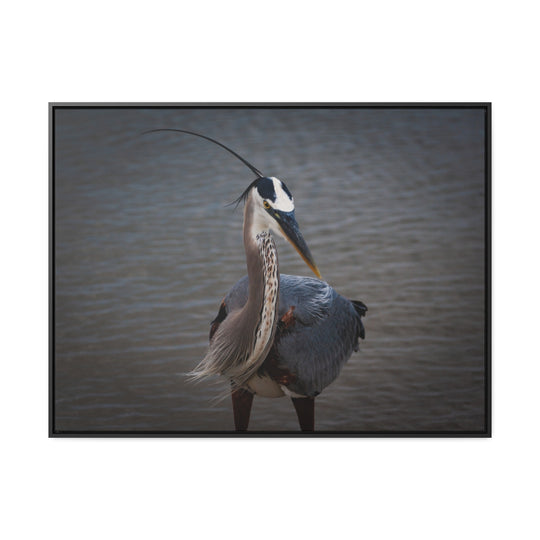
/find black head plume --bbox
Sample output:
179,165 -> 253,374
142,128 -> 264,179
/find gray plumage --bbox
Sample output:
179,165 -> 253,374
189,178 -> 367,399
145,128 -> 368,429
219,274 -> 366,397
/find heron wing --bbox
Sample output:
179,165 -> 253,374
220,274 -> 366,397
272,275 -> 365,397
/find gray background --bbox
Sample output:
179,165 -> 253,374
54,107 -> 486,432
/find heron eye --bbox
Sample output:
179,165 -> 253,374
263,200 -> 271,209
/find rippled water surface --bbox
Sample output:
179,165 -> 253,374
54,107 -> 487,432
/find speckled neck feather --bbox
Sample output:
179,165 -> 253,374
251,231 -> 279,363
188,192 -> 280,390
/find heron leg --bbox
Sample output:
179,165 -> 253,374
231,388 -> 254,431
291,397 -> 315,432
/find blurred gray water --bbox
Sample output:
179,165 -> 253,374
54,107 -> 486,432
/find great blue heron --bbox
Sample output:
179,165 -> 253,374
146,128 -> 367,432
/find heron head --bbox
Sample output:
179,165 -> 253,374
142,129 -> 322,279
245,176 -> 321,279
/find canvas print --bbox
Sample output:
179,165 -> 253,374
50,104 -> 490,435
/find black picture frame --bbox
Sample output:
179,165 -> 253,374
50,103 -> 491,437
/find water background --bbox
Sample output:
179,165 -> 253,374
54,107 -> 486,432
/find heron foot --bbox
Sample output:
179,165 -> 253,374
291,396 -> 315,432
231,387 -> 254,431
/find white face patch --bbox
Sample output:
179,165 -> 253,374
269,177 -> 294,212
248,176 -> 296,238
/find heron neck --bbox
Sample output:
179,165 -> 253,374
243,204 -> 280,364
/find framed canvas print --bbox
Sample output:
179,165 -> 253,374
50,103 -> 490,436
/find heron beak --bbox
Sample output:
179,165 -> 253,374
272,210 -> 322,279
